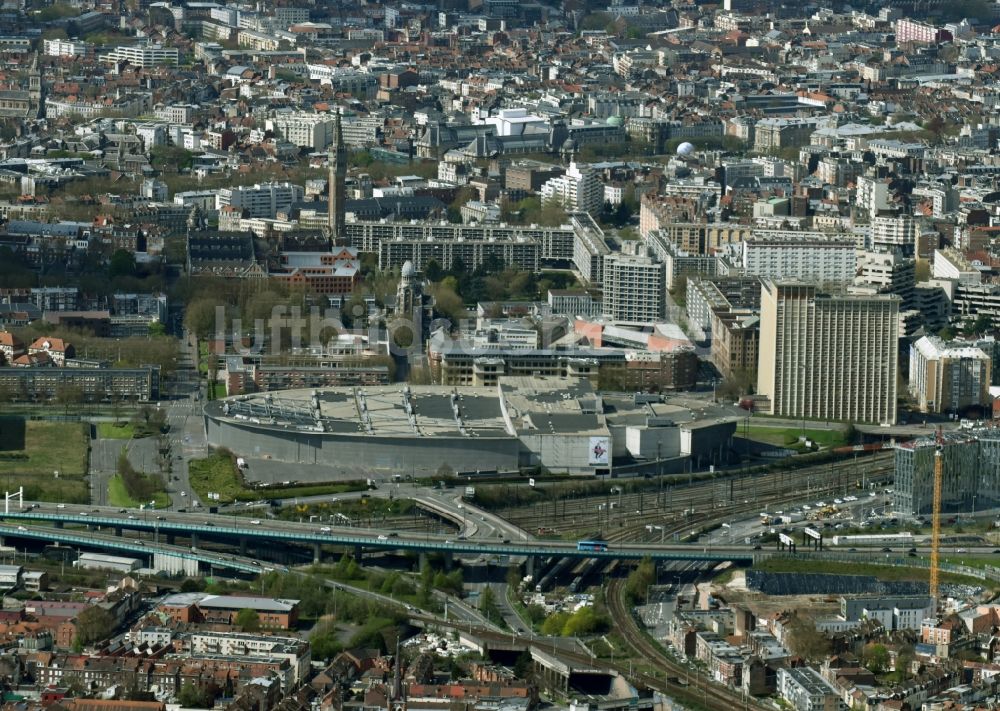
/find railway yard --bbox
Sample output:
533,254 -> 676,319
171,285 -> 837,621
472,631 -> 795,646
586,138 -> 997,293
251,448 -> 962,711
4,440 -> 993,711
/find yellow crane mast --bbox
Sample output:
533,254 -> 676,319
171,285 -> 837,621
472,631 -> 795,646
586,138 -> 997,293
929,443 -> 943,606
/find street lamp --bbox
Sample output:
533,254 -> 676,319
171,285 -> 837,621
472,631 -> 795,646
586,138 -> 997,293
611,486 -> 623,526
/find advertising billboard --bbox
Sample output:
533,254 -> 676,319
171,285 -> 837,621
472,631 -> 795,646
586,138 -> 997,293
588,436 -> 610,466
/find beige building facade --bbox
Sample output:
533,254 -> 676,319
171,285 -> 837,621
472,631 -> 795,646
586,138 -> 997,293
757,281 -> 899,424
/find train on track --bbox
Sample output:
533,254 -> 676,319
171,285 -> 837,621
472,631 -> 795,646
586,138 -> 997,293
830,532 -> 914,547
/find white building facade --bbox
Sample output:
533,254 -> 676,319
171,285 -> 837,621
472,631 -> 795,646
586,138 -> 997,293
540,162 -> 604,216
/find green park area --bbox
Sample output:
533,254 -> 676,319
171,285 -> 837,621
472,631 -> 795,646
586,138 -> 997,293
757,557 -> 987,588
188,451 -> 366,503
742,425 -> 849,449
0,417 -> 89,502
97,422 -> 134,439
99,407 -> 168,441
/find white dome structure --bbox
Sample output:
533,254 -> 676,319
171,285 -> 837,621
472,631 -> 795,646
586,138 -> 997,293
401,260 -> 416,278
676,142 -> 695,156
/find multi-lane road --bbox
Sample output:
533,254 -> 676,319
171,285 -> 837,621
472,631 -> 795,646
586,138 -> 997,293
0,503 -> 757,562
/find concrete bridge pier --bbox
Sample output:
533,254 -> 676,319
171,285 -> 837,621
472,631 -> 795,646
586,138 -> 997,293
443,551 -> 453,570
525,556 -> 535,577
190,533 -> 198,548
166,534 -> 175,545
419,552 -> 428,570
532,656 -> 571,696
53,520 -> 63,529
313,543 -> 322,564
354,545 -> 363,562
239,537 -> 248,555
114,527 -> 122,537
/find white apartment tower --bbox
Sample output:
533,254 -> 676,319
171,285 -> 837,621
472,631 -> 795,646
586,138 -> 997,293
856,174 -> 892,218
104,44 -> 179,67
871,214 -> 916,251
265,114 -> 337,150
741,233 -> 856,284
909,336 -> 991,415
216,182 -> 305,219
540,162 -> 604,216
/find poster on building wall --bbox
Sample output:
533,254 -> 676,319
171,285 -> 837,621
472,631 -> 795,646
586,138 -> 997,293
588,436 -> 610,466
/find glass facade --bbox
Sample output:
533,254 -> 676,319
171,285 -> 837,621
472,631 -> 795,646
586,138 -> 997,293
894,432 -> 1000,515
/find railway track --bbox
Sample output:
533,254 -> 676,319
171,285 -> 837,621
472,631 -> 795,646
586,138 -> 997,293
498,454 -> 893,541
416,612 -> 761,711
603,579 -> 763,709
586,461 -> 896,708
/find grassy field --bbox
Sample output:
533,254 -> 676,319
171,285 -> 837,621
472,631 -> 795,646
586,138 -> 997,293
938,555 -> 1000,570
742,425 -> 848,449
757,557 -> 987,587
108,475 -> 170,509
210,382 -> 226,400
97,423 -> 134,439
188,452 -> 367,503
0,404 -> 144,417
0,417 -> 89,502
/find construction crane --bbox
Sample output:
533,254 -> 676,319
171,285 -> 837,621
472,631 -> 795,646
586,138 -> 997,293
929,429 -> 944,609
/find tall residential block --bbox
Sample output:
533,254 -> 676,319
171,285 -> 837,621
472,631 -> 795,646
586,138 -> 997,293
757,281 -> 899,424
908,336 -> 991,415
216,182 -> 304,219
601,251 -> 665,323
540,161 -> 603,216
741,232 -> 856,284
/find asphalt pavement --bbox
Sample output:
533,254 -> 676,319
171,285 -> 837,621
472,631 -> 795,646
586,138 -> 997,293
90,332 -> 206,511
90,430 -> 161,507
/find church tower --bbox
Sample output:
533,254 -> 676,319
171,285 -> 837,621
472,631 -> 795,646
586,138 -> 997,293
387,637 -> 406,711
28,52 -> 43,118
328,111 -> 347,241
395,261 -> 421,318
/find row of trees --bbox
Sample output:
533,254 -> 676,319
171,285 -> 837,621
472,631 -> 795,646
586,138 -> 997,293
116,452 -> 166,504
4,322 -> 179,377
622,557 -> 656,605
0,240 -> 170,297
539,605 -> 611,637
424,256 -> 579,313
256,569 -> 409,661
131,405 -> 168,437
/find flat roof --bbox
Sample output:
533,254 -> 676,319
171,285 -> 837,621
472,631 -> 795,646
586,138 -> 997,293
207,385 -> 512,439
499,376 -> 609,437
198,595 -> 299,612
78,552 -> 141,564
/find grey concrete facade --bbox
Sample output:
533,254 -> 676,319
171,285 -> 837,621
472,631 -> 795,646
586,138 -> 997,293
204,415 -> 523,476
